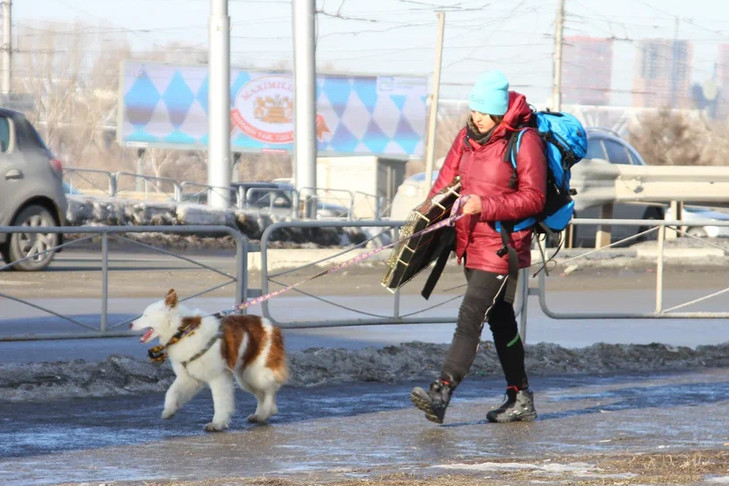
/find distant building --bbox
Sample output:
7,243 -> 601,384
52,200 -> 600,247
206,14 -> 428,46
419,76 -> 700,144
715,44 -> 729,119
632,39 -> 692,108
562,37 -> 613,106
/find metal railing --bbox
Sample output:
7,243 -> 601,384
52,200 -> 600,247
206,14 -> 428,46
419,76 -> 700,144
532,218 -> 729,320
63,167 -> 116,196
1,217 -> 728,341
0,225 -> 250,341
257,219 -> 460,328
114,171 -> 182,201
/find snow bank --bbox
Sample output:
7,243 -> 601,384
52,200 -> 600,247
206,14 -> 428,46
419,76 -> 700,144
65,195 -> 376,248
2,341 -> 728,402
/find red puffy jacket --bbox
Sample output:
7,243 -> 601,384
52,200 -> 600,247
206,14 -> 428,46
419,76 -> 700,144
428,91 -> 547,274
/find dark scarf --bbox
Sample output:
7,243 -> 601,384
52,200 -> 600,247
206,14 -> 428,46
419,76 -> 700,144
466,116 -> 496,145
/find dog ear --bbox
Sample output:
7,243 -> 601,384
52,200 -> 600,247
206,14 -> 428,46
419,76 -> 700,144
165,289 -> 178,309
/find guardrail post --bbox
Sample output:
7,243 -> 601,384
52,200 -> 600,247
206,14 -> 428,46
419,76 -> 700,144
667,200 -> 682,240
595,203 -> 613,248
101,232 -> 109,332
655,224 -> 665,314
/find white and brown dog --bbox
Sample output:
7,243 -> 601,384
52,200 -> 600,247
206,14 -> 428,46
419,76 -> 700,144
130,289 -> 288,432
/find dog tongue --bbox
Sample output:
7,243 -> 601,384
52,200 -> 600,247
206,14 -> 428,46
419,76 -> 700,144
140,328 -> 154,343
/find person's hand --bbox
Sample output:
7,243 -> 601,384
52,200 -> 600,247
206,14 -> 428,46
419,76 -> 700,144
461,195 -> 482,215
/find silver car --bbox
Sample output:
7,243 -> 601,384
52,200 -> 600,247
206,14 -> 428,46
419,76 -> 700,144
0,108 -> 67,271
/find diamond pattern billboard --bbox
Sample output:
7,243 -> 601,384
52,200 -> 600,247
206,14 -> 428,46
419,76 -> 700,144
119,61 -> 427,157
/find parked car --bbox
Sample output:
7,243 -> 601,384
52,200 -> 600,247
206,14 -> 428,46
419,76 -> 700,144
389,170 -> 437,221
0,108 -> 67,271
670,205 -> 729,238
232,181 -> 350,219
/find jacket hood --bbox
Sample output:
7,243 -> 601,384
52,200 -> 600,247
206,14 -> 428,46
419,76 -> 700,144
493,91 -> 532,139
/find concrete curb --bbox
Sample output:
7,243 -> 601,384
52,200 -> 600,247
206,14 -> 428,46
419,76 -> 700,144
634,247 -> 727,259
247,248 -> 390,272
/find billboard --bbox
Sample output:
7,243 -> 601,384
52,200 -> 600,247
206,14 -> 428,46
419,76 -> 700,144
119,61 -> 427,157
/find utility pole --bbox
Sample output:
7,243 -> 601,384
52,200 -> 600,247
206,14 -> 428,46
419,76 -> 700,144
292,0 -> 317,217
551,0 -> 565,111
1,0 -> 11,95
208,0 -> 231,209
424,11 -> 445,191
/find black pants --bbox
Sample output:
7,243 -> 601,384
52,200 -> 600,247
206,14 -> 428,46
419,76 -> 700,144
440,267 -> 529,389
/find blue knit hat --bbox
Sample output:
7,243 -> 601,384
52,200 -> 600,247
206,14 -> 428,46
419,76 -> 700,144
468,70 -> 509,115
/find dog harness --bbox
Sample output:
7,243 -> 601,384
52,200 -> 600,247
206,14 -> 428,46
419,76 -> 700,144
180,331 -> 223,368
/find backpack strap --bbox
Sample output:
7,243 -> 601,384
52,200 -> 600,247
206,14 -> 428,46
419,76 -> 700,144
420,228 -> 456,300
498,128 -> 535,232
503,129 -> 522,188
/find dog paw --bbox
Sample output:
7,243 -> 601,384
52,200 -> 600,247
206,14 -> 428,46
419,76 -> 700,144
246,414 -> 268,424
204,421 -> 229,432
161,410 -> 176,420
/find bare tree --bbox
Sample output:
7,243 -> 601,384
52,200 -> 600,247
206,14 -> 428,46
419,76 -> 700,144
630,108 -> 705,166
15,21 -> 135,172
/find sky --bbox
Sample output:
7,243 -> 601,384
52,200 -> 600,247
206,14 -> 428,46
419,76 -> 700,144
13,0 -> 729,106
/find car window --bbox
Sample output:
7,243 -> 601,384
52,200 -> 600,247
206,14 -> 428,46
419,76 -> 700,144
625,147 -> 644,165
247,188 -> 292,209
247,189 -> 272,207
603,140 -> 631,165
585,139 -> 606,160
626,151 -> 639,165
0,116 -> 9,152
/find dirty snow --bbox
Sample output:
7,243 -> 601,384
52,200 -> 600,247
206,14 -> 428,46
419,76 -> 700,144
1,340 -> 729,402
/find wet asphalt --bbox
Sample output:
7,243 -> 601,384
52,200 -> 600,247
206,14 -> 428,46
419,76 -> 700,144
2,367 -> 729,485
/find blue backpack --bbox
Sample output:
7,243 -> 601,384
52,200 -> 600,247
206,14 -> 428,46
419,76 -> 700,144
496,110 -> 587,289
502,110 -> 587,235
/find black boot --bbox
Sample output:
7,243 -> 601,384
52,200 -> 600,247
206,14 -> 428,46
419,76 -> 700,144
486,387 -> 537,423
410,379 -> 454,424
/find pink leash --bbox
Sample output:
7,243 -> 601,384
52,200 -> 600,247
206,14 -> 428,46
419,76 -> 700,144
217,195 -> 471,315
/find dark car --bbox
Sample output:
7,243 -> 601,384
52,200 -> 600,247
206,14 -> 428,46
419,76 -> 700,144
234,181 -> 349,219
0,108 -> 67,271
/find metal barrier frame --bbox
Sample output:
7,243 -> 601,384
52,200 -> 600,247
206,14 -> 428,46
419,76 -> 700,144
0,225 -> 249,341
113,171 -> 182,201
259,219 -> 464,328
534,218 -> 729,320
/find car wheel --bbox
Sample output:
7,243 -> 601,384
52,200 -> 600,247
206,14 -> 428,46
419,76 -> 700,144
638,207 -> 664,242
7,205 -> 59,271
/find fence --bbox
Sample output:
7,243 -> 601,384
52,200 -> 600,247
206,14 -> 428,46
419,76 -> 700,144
0,225 -> 249,341
1,218 -> 728,342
